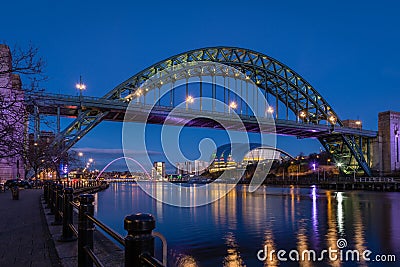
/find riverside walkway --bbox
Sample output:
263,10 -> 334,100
0,189 -> 61,266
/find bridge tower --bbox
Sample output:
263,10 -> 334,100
378,111 -> 400,175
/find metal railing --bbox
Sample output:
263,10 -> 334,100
43,181 -> 167,267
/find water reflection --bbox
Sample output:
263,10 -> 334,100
174,254 -> 199,267
262,229 -> 279,267
296,221 -> 313,267
223,232 -> 245,267
94,183 -> 400,266
326,191 -> 341,267
311,186 -> 320,247
350,193 -> 367,267
336,192 -> 345,236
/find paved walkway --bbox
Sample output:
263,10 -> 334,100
0,188 -> 61,266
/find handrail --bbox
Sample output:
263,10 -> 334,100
69,223 -> 78,236
84,246 -> 105,267
43,181 -> 167,267
85,213 -> 125,246
70,201 -> 79,209
153,231 -> 168,266
140,253 -> 164,267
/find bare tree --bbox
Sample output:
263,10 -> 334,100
25,139 -> 81,180
0,43 -> 45,166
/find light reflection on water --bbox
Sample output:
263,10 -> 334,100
94,183 -> 400,266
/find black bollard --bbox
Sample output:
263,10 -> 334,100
52,184 -> 63,225
124,213 -> 156,267
11,186 -> 19,200
59,188 -> 77,242
43,181 -> 49,203
47,182 -> 55,213
78,194 -> 94,267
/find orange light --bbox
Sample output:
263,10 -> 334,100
76,83 -> 86,90
329,115 -> 337,124
186,96 -> 194,103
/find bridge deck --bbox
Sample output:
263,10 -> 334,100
26,93 -> 377,138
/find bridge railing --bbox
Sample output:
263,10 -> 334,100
355,177 -> 395,183
26,91 -> 104,102
43,181 -> 167,267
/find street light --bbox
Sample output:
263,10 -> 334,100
186,95 -> 194,110
229,101 -> 237,114
76,76 -> 86,97
135,89 -> 143,103
329,115 -> 337,125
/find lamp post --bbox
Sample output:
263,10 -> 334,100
76,76 -> 86,105
78,152 -> 84,170
266,106 -> 274,118
329,115 -> 337,125
299,110 -> 307,122
88,158 -> 94,174
229,101 -> 237,114
186,95 -> 194,110
135,89 -> 142,103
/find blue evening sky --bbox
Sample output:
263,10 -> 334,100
2,0 -> 399,171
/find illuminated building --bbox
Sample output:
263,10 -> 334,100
153,161 -> 165,178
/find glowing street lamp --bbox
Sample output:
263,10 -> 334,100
267,106 -> 274,114
135,89 -> 143,103
229,101 -> 237,114
88,158 -> 94,163
186,95 -> 194,103
186,95 -> 194,110
329,115 -> 337,124
76,76 -> 86,97
355,120 -> 362,129
78,152 -> 83,157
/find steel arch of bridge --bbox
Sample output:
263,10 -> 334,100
52,47 -> 374,176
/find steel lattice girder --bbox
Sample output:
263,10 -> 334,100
52,47 -> 374,175
319,134 -> 372,176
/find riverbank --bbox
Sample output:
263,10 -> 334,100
41,182 -> 123,266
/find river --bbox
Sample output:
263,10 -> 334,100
94,182 -> 400,266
